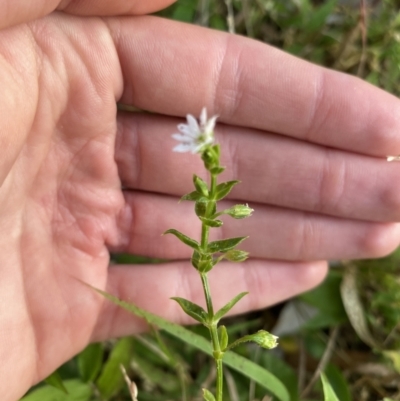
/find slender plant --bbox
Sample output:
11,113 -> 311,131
166,108 -> 278,401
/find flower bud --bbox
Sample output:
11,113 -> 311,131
224,204 -> 254,219
224,249 -> 249,262
251,330 -> 279,349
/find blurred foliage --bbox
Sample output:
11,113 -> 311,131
21,1 -> 400,401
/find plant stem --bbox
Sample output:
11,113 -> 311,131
199,167 -> 224,401
200,272 -> 223,401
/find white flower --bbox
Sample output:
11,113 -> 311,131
172,107 -> 218,153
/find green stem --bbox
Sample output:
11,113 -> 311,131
200,165 -> 224,401
201,273 -> 223,401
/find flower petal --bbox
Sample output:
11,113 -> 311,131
172,133 -> 191,141
178,123 -> 197,138
200,107 -> 207,127
186,114 -> 200,136
173,143 -> 193,153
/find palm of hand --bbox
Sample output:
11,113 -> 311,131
1,13 -> 124,396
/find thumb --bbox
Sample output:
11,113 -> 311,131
0,0 -> 177,30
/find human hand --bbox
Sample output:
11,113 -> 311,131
2,2 -> 400,400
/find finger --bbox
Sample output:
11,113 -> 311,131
58,0 -> 176,17
116,113 -> 400,223
111,191 -> 400,261
91,260 -> 327,341
110,16 -> 400,156
0,0 -> 175,30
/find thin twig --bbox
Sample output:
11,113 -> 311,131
224,0 -> 235,34
224,368 -> 240,401
297,336 -> 307,395
199,0 -> 210,27
301,326 -> 340,398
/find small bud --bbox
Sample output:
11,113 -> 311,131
251,330 -> 279,349
224,249 -> 249,262
224,204 -> 254,219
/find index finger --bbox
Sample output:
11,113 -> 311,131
111,16 -> 400,157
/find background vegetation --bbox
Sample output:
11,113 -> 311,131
21,1 -> 400,400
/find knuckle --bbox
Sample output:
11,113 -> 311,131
358,223 -> 400,258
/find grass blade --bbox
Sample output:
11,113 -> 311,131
92,286 -> 290,401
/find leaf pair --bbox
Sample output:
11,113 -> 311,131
164,229 -> 248,255
171,292 -> 248,326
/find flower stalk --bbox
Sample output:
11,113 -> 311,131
166,108 -> 278,401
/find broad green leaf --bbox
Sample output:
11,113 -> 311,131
321,372 -> 340,401
218,325 -> 229,351
91,287 -> 290,401
20,380 -> 91,401
96,338 -> 135,399
77,343 -> 104,383
207,236 -> 248,254
203,388 -> 216,401
199,216 -> 223,228
215,180 -> 239,201
44,371 -> 68,394
261,353 -> 299,401
181,190 -> 203,202
171,297 -> 208,324
164,229 -> 200,251
214,292 -> 248,322
193,175 -> 209,197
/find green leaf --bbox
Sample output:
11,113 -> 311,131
215,180 -> 239,201
191,251 -> 214,273
218,325 -> 229,351
210,166 -> 226,175
227,330 -> 278,351
20,380 -> 91,401
199,216 -> 223,228
321,372 -> 340,401
164,229 -> 200,251
207,236 -> 248,254
203,388 -> 216,401
77,343 -> 104,383
181,190 -> 203,201
325,364 -> 352,401
214,292 -> 248,322
340,263 -> 379,349
171,297 -> 208,324
195,199 -> 216,217
44,371 -> 68,394
193,175 -> 209,197
195,198 -> 208,217
96,338 -> 135,399
90,287 -> 290,401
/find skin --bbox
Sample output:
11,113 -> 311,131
2,1 -> 400,399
